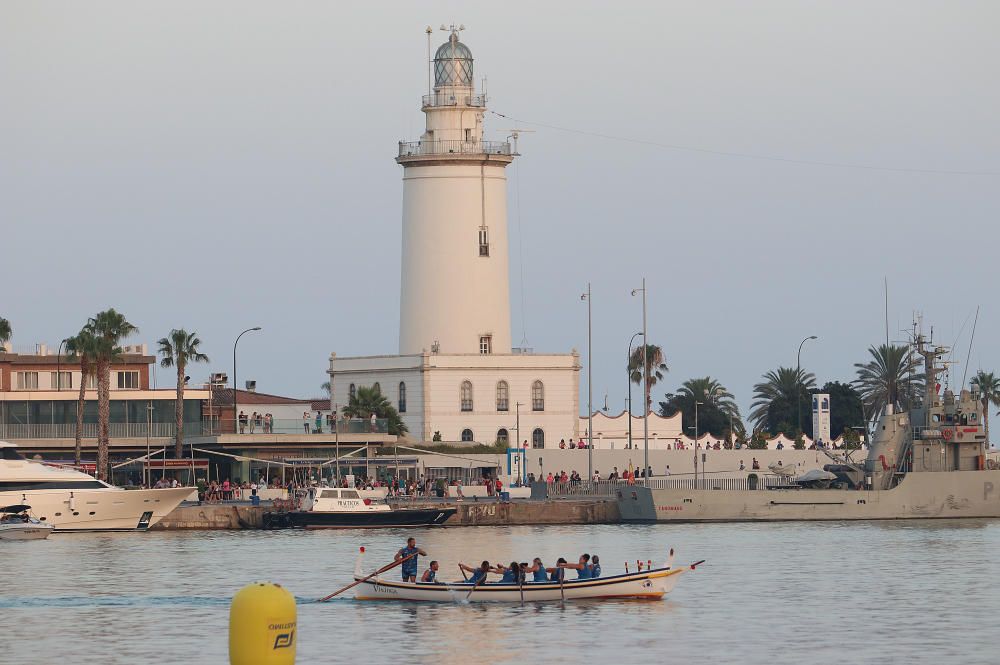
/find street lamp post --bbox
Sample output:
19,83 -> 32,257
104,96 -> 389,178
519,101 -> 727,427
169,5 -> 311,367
796,335 -> 818,436
694,401 -> 702,488
56,338 -> 68,392
581,284 -> 593,482
334,402 -> 340,485
627,331 -> 643,453
631,279 -> 648,484
233,327 -> 262,434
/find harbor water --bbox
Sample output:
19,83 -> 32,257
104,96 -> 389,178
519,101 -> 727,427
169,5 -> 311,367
6,520 -> 1000,665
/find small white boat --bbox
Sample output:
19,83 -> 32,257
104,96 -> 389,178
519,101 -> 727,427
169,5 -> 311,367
265,487 -> 456,529
0,504 -> 54,541
351,549 -> 702,602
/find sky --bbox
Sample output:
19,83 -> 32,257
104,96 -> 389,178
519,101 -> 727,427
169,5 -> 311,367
2,1 -> 998,420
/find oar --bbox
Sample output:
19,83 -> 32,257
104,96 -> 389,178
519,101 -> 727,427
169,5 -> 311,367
558,567 -> 565,604
518,568 -> 525,606
317,551 -> 418,602
465,573 -> 486,601
459,565 -> 468,581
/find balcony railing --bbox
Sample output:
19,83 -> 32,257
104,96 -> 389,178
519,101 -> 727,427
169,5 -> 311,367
398,140 -> 512,159
0,422 -> 209,440
422,92 -> 486,108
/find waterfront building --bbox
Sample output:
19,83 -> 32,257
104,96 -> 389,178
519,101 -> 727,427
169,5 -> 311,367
329,27 -> 580,446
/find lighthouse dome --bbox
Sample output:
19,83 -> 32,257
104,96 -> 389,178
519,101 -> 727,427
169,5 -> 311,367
434,33 -> 473,87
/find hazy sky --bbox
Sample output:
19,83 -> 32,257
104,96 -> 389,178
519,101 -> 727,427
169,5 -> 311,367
3,1 -> 998,419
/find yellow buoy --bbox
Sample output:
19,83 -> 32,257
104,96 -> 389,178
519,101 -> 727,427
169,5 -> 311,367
229,582 -> 296,665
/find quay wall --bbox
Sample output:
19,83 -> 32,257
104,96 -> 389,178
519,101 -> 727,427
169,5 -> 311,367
152,499 -> 619,530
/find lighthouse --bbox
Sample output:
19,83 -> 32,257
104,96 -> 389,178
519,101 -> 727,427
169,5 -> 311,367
397,27 -> 514,356
329,27 -> 578,446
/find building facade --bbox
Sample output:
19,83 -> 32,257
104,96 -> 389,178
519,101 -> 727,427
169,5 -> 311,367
329,28 -> 579,445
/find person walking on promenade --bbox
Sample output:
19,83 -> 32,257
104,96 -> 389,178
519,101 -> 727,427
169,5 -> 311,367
238,411 -> 248,434
302,411 -> 310,433
315,411 -> 322,433
249,411 -> 257,434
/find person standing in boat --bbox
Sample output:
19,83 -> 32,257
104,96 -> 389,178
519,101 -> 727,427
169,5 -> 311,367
395,537 -> 427,582
420,560 -> 440,584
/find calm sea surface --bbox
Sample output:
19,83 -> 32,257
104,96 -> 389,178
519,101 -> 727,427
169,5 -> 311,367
5,520 -> 1000,665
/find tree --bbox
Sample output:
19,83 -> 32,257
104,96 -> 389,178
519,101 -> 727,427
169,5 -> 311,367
629,344 -> 668,412
749,367 -> 816,436
87,309 -> 138,481
66,329 -> 99,466
0,316 -> 10,349
658,377 -> 743,439
853,344 -> 923,421
815,381 -> 865,441
972,371 -> 1000,447
157,329 -> 210,461
343,385 -> 408,435
321,381 -> 331,396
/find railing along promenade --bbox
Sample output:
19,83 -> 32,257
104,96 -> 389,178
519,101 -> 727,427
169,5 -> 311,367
0,417 -> 389,439
398,139 -> 512,158
546,473 -> 792,497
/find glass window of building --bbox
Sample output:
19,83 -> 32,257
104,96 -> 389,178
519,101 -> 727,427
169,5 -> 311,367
15,372 -> 39,390
497,428 -> 509,445
479,227 -> 489,256
87,374 -> 98,390
398,382 -> 407,413
349,383 -> 356,400
461,428 -> 474,442
460,381 -> 473,412
373,381 -> 381,394
479,335 -> 492,355
117,371 -> 140,390
532,428 -> 544,449
532,380 -> 544,411
496,380 -> 509,411
50,371 -> 72,390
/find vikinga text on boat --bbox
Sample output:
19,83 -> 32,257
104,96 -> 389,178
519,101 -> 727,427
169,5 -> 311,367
345,546 -> 705,603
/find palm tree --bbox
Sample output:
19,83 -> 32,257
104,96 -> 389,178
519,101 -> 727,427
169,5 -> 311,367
0,316 -> 11,349
852,344 -> 922,421
972,371 -> 1000,447
343,385 -> 408,435
628,344 -> 668,412
157,329 -> 210,460
87,309 -> 138,481
749,366 -> 816,433
659,377 -> 744,440
66,329 -> 99,465
321,381 -> 331,396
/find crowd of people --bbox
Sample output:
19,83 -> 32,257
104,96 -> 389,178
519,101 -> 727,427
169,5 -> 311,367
235,411 -> 381,434
395,537 -> 602,585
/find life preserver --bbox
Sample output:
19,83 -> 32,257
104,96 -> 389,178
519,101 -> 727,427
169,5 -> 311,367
942,428 -> 953,441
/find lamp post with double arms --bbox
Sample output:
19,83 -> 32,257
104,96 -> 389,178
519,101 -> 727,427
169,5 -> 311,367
631,278 -> 648,485
796,335 -> 818,436
626,331 -> 643,453
581,284 -> 593,482
233,327 -> 262,434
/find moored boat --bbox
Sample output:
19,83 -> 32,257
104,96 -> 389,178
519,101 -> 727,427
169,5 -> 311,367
266,487 -> 456,529
351,549 -> 701,602
0,504 -> 54,540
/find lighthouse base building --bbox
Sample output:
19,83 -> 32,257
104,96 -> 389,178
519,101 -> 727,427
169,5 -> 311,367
328,28 -> 579,447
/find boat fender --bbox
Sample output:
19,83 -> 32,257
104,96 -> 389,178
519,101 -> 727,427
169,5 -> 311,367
879,455 -> 890,472
229,582 -> 296,665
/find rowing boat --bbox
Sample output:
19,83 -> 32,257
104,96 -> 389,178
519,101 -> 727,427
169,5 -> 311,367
351,549 -> 702,602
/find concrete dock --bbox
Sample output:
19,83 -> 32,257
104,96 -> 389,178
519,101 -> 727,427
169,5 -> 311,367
152,498 -> 620,530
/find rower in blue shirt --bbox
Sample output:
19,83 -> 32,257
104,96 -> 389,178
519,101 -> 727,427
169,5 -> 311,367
524,557 -> 549,582
559,553 -> 592,579
589,555 -> 601,579
394,537 -> 427,583
459,560 -> 499,585
549,557 -> 568,582
419,560 -> 440,583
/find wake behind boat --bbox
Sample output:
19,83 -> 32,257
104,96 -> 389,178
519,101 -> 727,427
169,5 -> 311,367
349,548 -> 701,602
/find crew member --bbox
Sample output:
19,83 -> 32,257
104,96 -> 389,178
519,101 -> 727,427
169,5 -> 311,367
459,560 -> 499,585
395,537 -> 427,583
559,553 -> 592,579
420,560 -> 440,583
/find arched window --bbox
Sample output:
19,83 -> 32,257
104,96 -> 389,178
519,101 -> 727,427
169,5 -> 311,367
348,383 -> 356,400
460,381 -> 473,412
532,380 -> 544,411
373,382 -> 381,394
497,428 -> 509,445
532,428 -> 544,449
461,428 -> 474,442
398,382 -> 407,413
496,380 -> 509,412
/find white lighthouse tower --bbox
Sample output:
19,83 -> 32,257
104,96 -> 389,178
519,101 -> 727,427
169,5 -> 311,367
330,27 -> 578,445
397,27 -> 514,356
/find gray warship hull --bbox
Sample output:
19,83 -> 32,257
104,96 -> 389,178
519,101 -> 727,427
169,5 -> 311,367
618,470 -> 1000,522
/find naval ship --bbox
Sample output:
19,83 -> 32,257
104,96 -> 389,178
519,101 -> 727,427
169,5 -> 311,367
619,332 -> 1000,522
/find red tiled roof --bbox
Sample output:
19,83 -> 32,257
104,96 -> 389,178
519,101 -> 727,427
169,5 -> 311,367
211,387 -> 313,406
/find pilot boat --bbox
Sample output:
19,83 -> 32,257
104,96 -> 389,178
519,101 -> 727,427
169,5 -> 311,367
0,504 -> 54,540
267,487 -> 456,529
0,441 -> 191,531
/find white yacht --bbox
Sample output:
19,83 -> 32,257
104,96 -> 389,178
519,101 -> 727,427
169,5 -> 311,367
0,441 -> 190,531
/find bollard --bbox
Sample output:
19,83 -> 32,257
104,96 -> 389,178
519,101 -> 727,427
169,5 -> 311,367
229,582 -> 296,665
